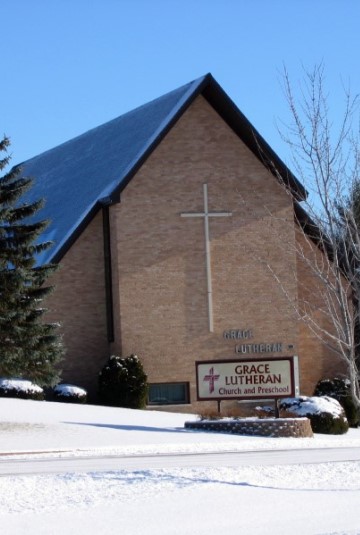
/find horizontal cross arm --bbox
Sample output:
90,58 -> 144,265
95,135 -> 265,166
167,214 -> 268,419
180,213 -> 205,217
208,212 -> 232,217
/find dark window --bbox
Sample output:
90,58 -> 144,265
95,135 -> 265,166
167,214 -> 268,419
148,382 -> 189,405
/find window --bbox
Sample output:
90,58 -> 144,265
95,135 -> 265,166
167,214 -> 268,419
148,382 -> 189,405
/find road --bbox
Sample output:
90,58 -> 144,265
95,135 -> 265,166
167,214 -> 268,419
1,447 -> 360,477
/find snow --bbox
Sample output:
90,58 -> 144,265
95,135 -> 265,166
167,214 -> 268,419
0,378 -> 43,394
280,395 -> 346,417
53,383 -> 87,397
1,398 -> 360,534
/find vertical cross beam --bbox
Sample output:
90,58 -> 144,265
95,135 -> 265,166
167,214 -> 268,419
203,366 -> 220,393
181,183 -> 232,332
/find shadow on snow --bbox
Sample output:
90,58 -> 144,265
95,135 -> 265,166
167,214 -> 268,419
62,421 -> 193,434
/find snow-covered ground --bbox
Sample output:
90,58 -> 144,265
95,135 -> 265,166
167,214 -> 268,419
1,398 -> 360,534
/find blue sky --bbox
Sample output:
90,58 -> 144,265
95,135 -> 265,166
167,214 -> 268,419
2,0 -> 360,169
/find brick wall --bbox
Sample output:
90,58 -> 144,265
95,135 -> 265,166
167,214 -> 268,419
45,211 -> 109,397
43,94 -> 345,409
110,95 -> 301,412
296,229 -> 346,393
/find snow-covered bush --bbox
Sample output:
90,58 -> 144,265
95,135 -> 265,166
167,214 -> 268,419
98,354 -> 148,409
314,377 -> 360,428
0,378 -> 44,400
279,396 -> 349,434
51,383 -> 87,404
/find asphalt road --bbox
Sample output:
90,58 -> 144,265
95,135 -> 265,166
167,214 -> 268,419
1,447 -> 360,477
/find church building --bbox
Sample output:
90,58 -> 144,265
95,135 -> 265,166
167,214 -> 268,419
19,74 -> 344,411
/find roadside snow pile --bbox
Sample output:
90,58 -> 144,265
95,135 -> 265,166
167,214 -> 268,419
0,378 -> 44,400
279,396 -> 349,435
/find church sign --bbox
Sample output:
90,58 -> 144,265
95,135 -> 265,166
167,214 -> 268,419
196,357 -> 295,401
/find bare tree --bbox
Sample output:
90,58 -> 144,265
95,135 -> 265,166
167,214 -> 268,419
274,64 -> 360,406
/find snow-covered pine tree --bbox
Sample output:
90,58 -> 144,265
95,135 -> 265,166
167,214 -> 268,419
0,136 -> 63,386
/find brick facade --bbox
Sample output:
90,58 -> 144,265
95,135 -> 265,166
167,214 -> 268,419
45,212 -> 109,394
44,94 -> 345,409
296,229 -> 346,393
111,95 -> 299,412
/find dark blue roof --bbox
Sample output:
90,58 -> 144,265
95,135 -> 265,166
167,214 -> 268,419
19,75 -> 208,264
17,73 -> 305,265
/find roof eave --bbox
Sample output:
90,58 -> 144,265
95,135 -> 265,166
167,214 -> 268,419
110,74 -> 212,201
294,201 -> 333,258
201,75 -> 307,202
49,74 -> 307,264
111,73 -> 307,203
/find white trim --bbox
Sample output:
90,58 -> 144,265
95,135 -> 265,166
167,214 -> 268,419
181,183 -> 232,332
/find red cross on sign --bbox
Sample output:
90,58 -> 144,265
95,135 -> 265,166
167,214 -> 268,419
203,367 -> 220,394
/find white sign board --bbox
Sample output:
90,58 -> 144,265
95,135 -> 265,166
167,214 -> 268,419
196,357 -> 295,400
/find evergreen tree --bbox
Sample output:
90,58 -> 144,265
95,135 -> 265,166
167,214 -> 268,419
98,355 -> 148,408
0,136 -> 63,385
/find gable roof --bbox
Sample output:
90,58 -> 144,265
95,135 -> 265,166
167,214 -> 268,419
16,73 -> 306,264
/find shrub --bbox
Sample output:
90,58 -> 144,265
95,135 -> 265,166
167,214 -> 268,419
98,354 -> 148,409
51,383 -> 87,404
314,377 -> 360,428
279,396 -> 349,434
198,408 -> 222,421
0,378 -> 44,400
255,405 -> 275,418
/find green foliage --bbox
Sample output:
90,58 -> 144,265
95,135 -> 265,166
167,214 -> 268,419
308,411 -> 349,435
98,354 -> 148,408
279,396 -> 349,435
0,136 -> 63,386
314,377 -> 360,428
0,378 -> 44,400
51,384 -> 87,404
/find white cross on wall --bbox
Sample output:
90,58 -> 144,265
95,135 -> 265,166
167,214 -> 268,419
181,183 -> 232,332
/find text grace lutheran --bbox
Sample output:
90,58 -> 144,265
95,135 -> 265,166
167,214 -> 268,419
18,73 -> 345,411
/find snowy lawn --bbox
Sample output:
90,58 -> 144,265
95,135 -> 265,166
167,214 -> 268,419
1,398 -> 360,534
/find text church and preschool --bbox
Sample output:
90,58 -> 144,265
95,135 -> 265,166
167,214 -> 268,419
18,74 -> 345,411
